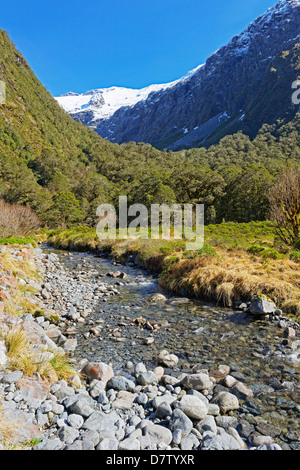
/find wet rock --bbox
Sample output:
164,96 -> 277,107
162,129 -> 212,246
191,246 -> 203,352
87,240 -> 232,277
147,293 -> 167,302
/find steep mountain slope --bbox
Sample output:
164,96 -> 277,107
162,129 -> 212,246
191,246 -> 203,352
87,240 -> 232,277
56,0 -> 300,150
1,21 -> 300,231
54,65 -> 203,131
0,29 -> 164,224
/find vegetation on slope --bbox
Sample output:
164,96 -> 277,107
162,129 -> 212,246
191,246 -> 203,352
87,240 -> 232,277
0,29 -> 300,230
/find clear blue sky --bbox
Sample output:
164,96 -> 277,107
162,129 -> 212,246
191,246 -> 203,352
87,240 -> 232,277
1,0 -> 277,96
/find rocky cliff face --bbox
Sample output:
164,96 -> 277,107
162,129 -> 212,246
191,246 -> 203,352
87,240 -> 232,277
56,0 -> 300,150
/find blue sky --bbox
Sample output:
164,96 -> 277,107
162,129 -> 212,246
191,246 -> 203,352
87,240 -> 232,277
1,0 -> 277,96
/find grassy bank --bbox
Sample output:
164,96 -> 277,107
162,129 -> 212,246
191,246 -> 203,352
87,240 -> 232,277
44,222 -> 300,319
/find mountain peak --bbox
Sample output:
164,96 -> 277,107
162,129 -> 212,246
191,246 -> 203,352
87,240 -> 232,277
56,0 -> 300,149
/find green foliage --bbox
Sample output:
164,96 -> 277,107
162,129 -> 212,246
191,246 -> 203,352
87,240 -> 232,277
289,251 -> 300,261
0,29 -> 300,233
247,245 -> 266,254
0,237 -> 37,246
182,242 -> 217,259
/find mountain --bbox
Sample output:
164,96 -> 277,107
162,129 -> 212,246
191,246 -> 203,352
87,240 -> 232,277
55,0 -> 300,150
0,28 -> 167,225
54,65 -> 203,132
1,12 -> 300,231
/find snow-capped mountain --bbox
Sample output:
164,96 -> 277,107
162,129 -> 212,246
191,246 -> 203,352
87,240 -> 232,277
55,0 -> 300,150
55,64 -> 203,126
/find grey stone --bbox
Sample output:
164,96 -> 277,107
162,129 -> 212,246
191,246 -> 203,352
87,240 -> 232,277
118,437 -> 141,450
69,397 -> 94,418
250,294 -> 276,315
135,393 -> 148,405
211,391 -> 240,414
155,401 -> 173,419
144,423 -> 173,446
134,362 -> 147,376
201,431 -> 242,450
169,409 -> 193,437
181,373 -> 214,392
136,371 -> 158,386
58,425 -> 80,445
152,393 -> 176,408
180,434 -> 200,450
107,376 -> 135,392
79,429 -> 100,447
89,379 -> 106,398
1,370 -> 23,384
176,395 -> 208,420
96,437 -> 119,450
67,413 -> 84,429
196,415 -> 217,434
33,438 -> 63,450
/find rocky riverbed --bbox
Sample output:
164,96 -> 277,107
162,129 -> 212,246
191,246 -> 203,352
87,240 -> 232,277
0,245 -> 300,450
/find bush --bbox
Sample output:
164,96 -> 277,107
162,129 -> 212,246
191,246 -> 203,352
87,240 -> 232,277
289,251 -> 300,261
0,200 -> 40,238
247,245 -> 266,254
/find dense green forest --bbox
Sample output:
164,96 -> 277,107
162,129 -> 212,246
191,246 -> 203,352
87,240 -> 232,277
0,29 -> 300,229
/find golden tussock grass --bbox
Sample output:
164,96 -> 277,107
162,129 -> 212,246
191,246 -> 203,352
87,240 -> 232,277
159,248 -> 300,316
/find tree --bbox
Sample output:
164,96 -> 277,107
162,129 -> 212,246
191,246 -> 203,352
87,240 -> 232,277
267,167 -> 300,245
48,191 -> 83,228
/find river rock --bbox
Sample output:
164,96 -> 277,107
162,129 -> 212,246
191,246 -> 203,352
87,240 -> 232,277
158,350 -> 179,367
201,430 -> 242,450
181,373 -> 214,392
176,394 -> 208,420
81,362 -> 114,384
147,293 -> 167,302
118,437 -> 141,450
250,294 -> 276,316
196,415 -> 218,434
144,422 -> 173,446
211,391 -> 240,414
136,371 -> 158,386
155,401 -> 173,419
169,409 -> 193,437
107,376 -> 135,392
112,391 -> 137,410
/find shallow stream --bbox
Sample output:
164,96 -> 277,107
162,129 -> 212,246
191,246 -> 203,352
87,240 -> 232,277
48,248 -> 300,448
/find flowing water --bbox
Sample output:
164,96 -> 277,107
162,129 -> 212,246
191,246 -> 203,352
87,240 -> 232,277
49,248 -> 300,448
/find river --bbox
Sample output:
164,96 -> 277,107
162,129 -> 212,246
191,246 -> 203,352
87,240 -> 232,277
44,246 -> 300,448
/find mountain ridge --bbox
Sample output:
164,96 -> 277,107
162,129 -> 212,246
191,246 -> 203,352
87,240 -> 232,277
55,0 -> 300,150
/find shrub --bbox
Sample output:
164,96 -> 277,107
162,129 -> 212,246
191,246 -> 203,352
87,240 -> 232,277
289,251 -> 300,261
0,200 -> 40,238
267,168 -> 300,245
247,245 -> 266,254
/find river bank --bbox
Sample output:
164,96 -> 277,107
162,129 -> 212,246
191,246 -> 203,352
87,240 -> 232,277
0,242 -> 299,449
45,224 -> 300,318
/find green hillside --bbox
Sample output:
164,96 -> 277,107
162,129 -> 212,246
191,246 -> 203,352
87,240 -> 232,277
0,29 -> 300,228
